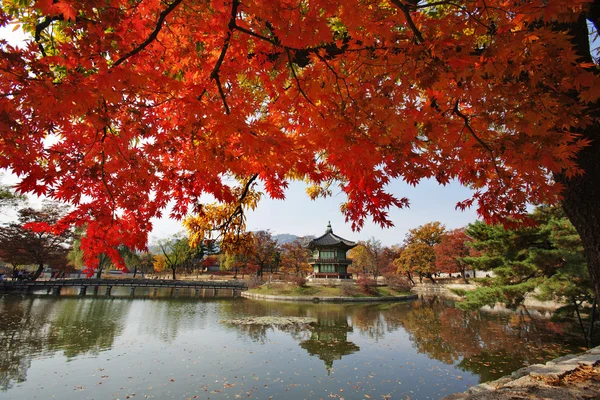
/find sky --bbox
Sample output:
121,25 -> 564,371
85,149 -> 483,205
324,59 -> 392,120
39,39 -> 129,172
1,170 -> 480,248
149,179 -> 479,246
0,25 -> 481,247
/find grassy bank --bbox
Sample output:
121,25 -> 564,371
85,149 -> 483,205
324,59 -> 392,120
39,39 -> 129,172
248,283 -> 412,298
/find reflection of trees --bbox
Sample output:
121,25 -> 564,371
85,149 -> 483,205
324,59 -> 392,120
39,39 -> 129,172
348,304 -> 390,340
0,298 -> 130,391
393,297 -> 584,381
0,298 -> 49,391
299,308 -> 360,372
227,297 -> 584,382
46,299 -> 130,358
223,301 -> 361,370
138,298 -> 209,342
224,298 -> 582,381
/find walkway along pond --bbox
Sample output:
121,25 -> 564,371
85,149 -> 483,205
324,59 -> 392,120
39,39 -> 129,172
0,278 -> 248,297
0,294 -> 589,399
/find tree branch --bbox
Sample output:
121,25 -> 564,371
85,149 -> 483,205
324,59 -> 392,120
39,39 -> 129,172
452,100 -> 505,183
113,0 -> 184,67
286,48 -> 315,106
35,15 -> 63,57
210,0 -> 240,114
215,173 -> 259,232
390,0 -> 425,44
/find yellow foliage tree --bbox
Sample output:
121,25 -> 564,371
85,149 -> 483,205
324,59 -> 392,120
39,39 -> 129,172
153,254 -> 166,274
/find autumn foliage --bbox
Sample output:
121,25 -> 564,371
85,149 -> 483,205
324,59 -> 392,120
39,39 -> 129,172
434,229 -> 473,280
0,0 -> 599,278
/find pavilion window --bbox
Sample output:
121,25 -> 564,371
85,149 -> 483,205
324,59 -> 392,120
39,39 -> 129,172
321,250 -> 335,259
321,265 -> 335,273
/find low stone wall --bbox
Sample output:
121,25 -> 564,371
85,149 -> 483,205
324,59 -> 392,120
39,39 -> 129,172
411,283 -> 477,299
241,292 -> 418,303
412,283 -> 563,310
442,346 -> 600,399
307,278 -> 356,286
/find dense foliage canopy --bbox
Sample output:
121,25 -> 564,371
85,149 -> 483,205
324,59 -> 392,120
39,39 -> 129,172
1,1 -> 599,296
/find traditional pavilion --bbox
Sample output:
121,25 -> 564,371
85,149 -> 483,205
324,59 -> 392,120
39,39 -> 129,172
307,222 -> 357,279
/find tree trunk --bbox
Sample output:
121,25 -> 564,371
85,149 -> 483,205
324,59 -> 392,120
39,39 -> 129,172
133,266 -> 138,278
96,266 -> 103,279
172,267 -> 176,280
556,8 -> 600,308
32,263 -> 44,280
406,271 -> 415,285
560,132 -> 600,307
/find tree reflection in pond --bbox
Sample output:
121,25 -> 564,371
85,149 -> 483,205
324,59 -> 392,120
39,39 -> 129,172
377,297 -> 584,381
0,297 -> 130,391
0,295 -> 587,398
226,297 -> 584,382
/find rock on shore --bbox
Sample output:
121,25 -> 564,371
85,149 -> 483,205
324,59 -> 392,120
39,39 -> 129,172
442,347 -> 600,400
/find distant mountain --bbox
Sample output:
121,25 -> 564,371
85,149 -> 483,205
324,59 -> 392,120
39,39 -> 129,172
273,233 -> 299,244
273,234 -> 315,245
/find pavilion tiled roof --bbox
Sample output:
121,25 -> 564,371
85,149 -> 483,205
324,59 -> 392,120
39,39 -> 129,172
307,222 -> 357,250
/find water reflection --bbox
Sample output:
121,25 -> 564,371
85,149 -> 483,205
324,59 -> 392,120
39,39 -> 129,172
0,297 -> 130,391
393,297 -> 581,380
0,295 -> 587,398
224,297 -> 584,381
298,308 -> 360,372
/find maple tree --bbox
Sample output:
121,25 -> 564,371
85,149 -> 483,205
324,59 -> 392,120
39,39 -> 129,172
434,228 -> 473,281
1,1 -> 600,300
395,221 -> 445,283
348,237 -> 385,279
246,230 -> 279,277
280,238 -> 311,277
0,202 -> 72,279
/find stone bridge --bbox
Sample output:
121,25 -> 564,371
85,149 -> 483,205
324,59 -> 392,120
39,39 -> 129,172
0,278 -> 248,297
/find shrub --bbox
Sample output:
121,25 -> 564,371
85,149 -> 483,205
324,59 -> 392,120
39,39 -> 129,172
385,274 -> 413,292
290,275 -> 307,287
341,285 -> 358,297
357,276 -> 377,296
246,275 -> 263,289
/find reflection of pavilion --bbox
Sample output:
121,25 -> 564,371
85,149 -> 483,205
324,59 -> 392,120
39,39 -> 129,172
299,311 -> 360,372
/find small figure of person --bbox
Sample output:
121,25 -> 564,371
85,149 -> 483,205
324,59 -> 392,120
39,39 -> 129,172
0,273 -> 5,282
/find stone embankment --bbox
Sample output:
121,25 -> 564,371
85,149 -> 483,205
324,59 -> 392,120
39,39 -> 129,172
442,346 -> 600,400
411,283 -> 562,310
241,292 -> 418,302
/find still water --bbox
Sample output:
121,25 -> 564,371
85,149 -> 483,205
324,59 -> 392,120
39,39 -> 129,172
0,294 -> 585,400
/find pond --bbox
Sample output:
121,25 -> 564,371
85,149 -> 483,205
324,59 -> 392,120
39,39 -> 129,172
0,294 -> 586,400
